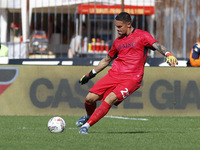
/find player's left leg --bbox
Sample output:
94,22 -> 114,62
79,77 -> 142,134
87,92 -> 118,126
78,74 -> 116,128
79,92 -> 118,134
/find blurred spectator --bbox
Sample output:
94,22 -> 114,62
0,43 -> 8,57
187,42 -> 200,67
68,23 -> 87,58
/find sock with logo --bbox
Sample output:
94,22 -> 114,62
87,101 -> 111,126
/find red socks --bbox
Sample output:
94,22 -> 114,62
84,100 -> 96,116
87,101 -> 111,126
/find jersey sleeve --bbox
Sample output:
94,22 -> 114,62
190,50 -> 200,67
192,43 -> 200,59
108,40 -> 118,58
143,31 -> 157,48
190,43 -> 200,66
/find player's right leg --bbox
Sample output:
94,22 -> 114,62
76,92 -> 100,127
79,92 -> 117,134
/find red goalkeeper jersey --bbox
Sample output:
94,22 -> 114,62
108,28 -> 157,78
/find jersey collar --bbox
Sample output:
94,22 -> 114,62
126,28 -> 136,37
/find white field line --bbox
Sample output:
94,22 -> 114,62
105,116 -> 149,121
13,116 -> 148,131
68,128 -> 78,130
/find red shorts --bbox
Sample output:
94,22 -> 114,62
89,73 -> 142,106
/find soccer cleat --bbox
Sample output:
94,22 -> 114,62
79,127 -> 88,134
76,115 -> 89,127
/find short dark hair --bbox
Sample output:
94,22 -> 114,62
115,12 -> 131,23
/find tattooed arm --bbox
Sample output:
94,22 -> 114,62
152,42 -> 169,57
152,42 -> 178,66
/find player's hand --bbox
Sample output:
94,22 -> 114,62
79,70 -> 96,85
166,52 -> 178,67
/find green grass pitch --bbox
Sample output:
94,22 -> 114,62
1,116 -> 200,150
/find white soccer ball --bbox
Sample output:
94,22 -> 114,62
48,116 -> 66,133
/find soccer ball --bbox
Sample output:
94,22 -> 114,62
48,116 -> 66,133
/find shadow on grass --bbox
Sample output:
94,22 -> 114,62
90,131 -> 151,134
107,131 -> 151,134
91,130 -> 185,134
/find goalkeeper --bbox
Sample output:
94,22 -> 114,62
77,12 -> 178,134
187,42 -> 200,67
